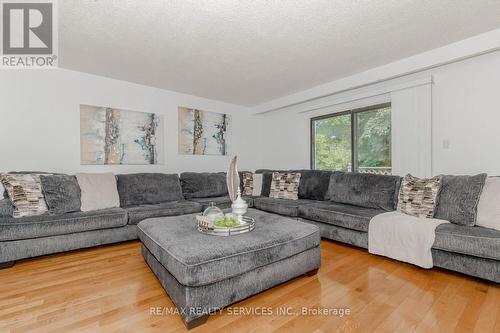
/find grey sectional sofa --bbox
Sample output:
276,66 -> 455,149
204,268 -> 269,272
0,170 -> 498,284
253,169 -> 499,283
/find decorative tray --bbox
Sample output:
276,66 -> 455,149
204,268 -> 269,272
196,215 -> 255,236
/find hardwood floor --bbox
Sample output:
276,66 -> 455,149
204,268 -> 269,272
0,240 -> 499,333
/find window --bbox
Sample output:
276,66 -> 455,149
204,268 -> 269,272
311,103 -> 391,174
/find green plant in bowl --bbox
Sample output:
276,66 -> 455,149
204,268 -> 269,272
214,215 -> 240,228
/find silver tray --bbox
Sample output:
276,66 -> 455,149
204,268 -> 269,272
197,216 -> 255,236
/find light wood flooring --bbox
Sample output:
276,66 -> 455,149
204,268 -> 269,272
0,240 -> 499,333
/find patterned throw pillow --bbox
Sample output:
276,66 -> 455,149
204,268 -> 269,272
242,173 -> 253,196
242,173 -> 263,196
269,172 -> 301,200
397,174 -> 442,218
0,173 -> 49,218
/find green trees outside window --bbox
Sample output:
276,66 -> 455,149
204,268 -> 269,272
311,104 -> 391,174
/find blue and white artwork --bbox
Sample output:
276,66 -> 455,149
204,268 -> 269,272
178,107 -> 231,155
80,104 -> 160,165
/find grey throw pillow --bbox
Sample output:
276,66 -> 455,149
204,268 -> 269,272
40,174 -> 82,215
397,174 -> 442,218
434,173 -> 487,226
0,198 -> 14,217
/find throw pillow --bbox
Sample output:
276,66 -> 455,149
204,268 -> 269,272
476,177 -> 500,231
40,174 -> 81,215
76,173 -> 120,212
0,173 -> 49,218
242,173 -> 263,196
397,174 -> 442,218
269,172 -> 301,200
0,198 -> 14,217
434,173 -> 487,226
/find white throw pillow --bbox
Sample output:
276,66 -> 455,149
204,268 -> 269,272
252,174 -> 263,197
476,177 -> 500,231
76,173 -> 120,212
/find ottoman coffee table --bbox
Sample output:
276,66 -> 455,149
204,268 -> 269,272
137,208 -> 321,329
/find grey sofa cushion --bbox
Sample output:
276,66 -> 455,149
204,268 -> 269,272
0,225 -> 137,263
432,249 -> 500,284
125,200 -> 202,225
253,197 -> 315,217
180,172 -> 228,199
433,223 -> 500,261
0,208 -> 127,241
117,173 -> 183,207
434,174 -> 487,226
327,172 -> 401,211
298,202 -> 384,232
297,170 -> 332,201
0,198 -> 14,217
137,208 -> 320,287
40,174 -> 81,215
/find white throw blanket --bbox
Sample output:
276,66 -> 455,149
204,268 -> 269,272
368,211 -> 449,268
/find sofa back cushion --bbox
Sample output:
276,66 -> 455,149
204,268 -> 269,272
297,170 -> 332,200
117,173 -> 183,207
180,172 -> 227,199
327,172 -> 401,211
434,173 -> 487,226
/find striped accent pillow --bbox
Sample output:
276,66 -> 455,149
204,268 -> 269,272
0,173 -> 49,218
397,174 -> 442,218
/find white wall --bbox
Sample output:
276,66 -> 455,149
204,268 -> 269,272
0,69 -> 263,176
257,50 -> 500,176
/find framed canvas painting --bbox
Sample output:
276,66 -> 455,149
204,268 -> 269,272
178,107 -> 231,156
80,104 -> 161,165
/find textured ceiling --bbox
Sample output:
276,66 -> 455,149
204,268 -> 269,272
59,0 -> 500,106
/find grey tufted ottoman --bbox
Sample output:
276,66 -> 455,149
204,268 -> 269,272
137,208 -> 321,329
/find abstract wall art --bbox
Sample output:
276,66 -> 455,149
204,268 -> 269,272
80,104 -> 160,165
178,107 -> 231,155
